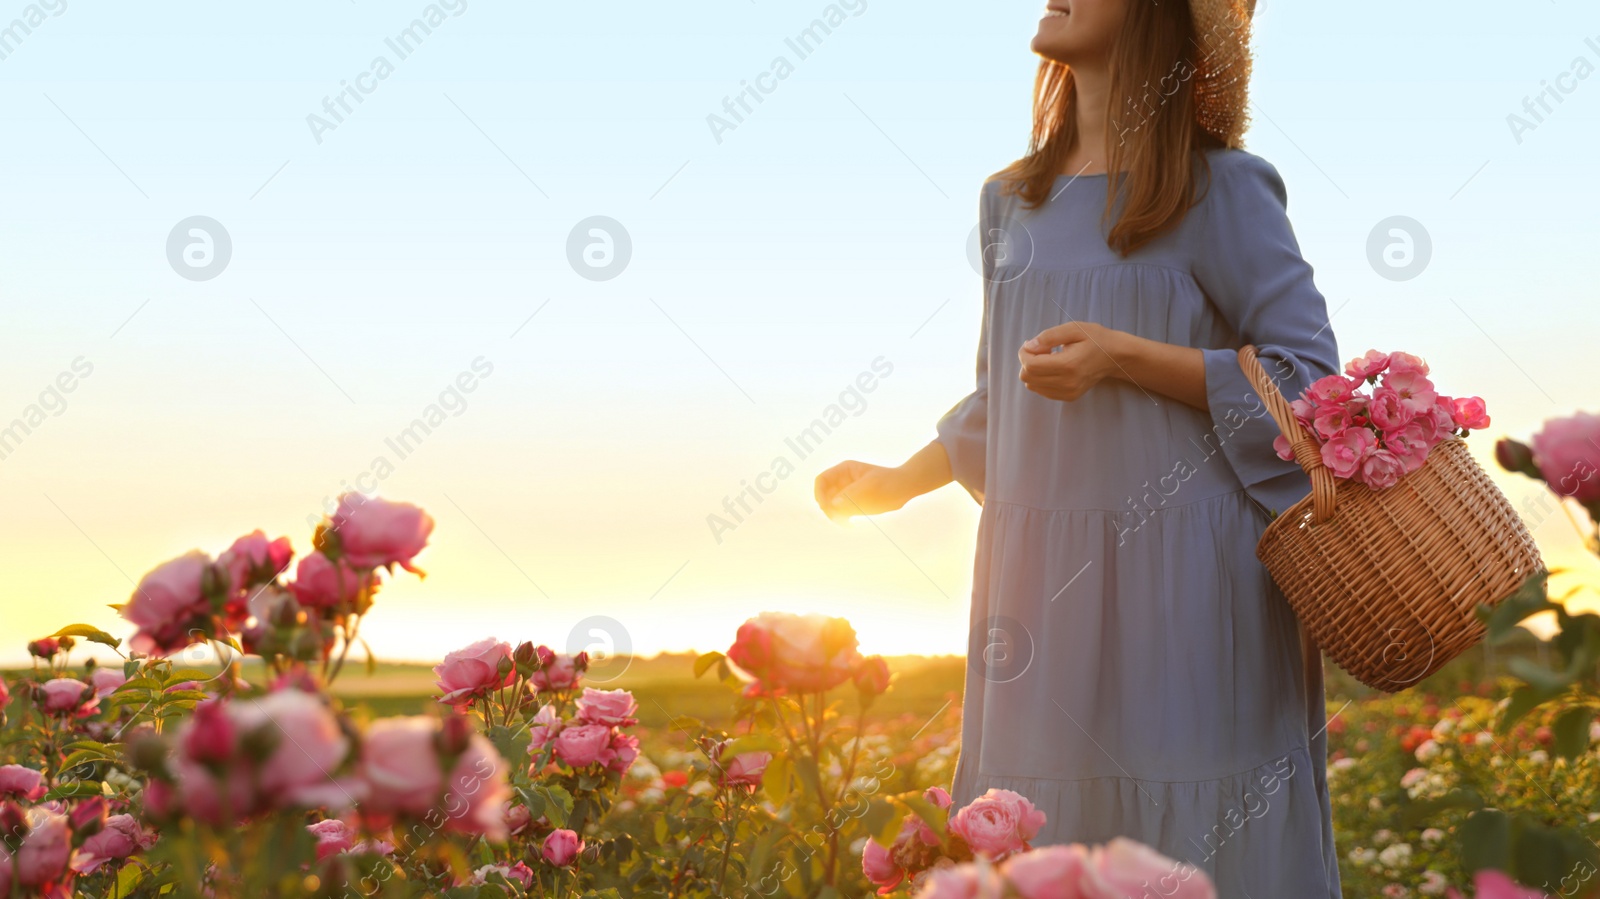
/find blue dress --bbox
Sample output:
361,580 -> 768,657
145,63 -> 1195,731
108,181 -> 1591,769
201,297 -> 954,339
936,147 -> 1342,896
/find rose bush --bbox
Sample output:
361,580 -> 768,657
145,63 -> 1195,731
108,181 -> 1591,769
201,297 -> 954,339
5,487 -> 1591,898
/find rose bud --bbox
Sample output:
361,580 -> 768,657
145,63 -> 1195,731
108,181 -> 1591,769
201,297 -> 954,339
70,797 -> 109,839
27,638 -> 61,659
513,641 -> 537,672
183,700 -> 237,765
0,800 -> 28,843
1495,437 -> 1542,479
437,713 -> 474,759
853,656 -> 891,697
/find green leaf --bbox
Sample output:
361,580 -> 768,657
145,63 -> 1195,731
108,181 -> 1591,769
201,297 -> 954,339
1481,572 -> 1555,642
60,749 -> 112,772
694,651 -> 726,679
488,725 -> 532,770
530,783 -> 574,828
721,734 -> 782,758
1551,706 -> 1595,761
115,859 -> 148,896
43,780 -> 105,801
1500,684 -> 1568,733
1509,818 -> 1595,889
1460,809 -> 1512,872
51,624 -> 121,649
164,669 -> 219,684
1508,657 -> 1577,693
1398,788 -> 1483,828
762,754 -> 792,806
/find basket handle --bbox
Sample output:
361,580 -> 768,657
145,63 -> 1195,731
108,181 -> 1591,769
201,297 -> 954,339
1237,345 -> 1336,524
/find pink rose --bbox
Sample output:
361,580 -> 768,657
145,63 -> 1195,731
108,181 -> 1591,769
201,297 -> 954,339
1306,374 -> 1358,406
1360,448 -> 1408,490
1079,838 -> 1214,899
1387,352 -> 1430,376
718,748 -> 771,788
1383,420 -> 1436,474
122,550 -> 212,656
1000,844 -> 1091,899
926,786 -> 953,809
863,837 -> 904,893
28,638 -> 61,659
0,678 -> 9,711
307,819 -> 356,860
1272,435 -> 1295,462
576,688 -> 638,727
914,864 -> 1004,899
1425,398 -> 1457,437
0,765 -> 46,801
543,828 -> 584,867
528,703 -> 563,750
854,656 -> 892,696
181,698 -> 236,764
433,638 -> 514,708
1344,350 -> 1391,381
356,716 -> 509,838
505,803 -> 532,835
1289,397 -> 1316,427
948,789 -> 1047,861
474,862 -> 535,887
39,678 -> 97,717
1367,388 -> 1415,431
290,552 -> 372,609
71,814 -> 152,874
170,691 -> 357,822
13,809 -> 72,889
1449,396 -> 1490,431
1319,428 -> 1377,479
727,612 -> 864,695
1382,370 -> 1437,415
1531,412 -> 1600,505
532,652 -> 580,692
234,690 -> 356,809
1312,403 -> 1358,440
527,703 -> 563,751
553,724 -> 615,768
218,530 -> 293,594
90,668 -> 127,698
607,730 -> 641,774
1446,869 -> 1551,899
331,494 -> 434,573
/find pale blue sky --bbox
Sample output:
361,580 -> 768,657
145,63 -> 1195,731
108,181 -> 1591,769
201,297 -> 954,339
2,0 -> 1597,664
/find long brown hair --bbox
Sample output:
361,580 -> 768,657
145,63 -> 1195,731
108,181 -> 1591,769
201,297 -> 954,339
997,0 -> 1223,257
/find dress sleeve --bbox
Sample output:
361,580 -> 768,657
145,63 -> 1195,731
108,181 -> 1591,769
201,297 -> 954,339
1192,153 -> 1340,516
931,183 -> 996,504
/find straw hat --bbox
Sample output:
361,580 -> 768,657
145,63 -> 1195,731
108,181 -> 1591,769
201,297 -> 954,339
1186,0 -> 1257,148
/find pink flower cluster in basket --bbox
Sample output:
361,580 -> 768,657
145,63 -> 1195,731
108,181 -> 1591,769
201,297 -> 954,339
1273,351 -> 1490,490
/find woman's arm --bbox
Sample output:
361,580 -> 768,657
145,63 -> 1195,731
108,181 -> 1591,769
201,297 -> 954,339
1019,321 -> 1208,411
813,440 -> 955,520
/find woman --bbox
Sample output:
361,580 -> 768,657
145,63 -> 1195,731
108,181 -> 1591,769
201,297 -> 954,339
814,0 -> 1342,893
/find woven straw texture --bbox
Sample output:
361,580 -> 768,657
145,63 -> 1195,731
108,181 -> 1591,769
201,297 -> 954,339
1239,346 -> 1544,692
1187,0 -> 1256,148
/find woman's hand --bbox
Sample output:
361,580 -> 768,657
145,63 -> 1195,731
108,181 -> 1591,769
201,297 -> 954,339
1019,320 -> 1211,410
815,442 -> 954,520
1017,321 -> 1125,401
814,460 -> 917,521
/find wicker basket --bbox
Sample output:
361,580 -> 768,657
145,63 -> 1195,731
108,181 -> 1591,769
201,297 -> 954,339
1238,345 -> 1544,692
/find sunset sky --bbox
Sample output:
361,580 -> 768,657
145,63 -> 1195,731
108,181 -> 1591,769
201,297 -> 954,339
2,0 -> 1598,665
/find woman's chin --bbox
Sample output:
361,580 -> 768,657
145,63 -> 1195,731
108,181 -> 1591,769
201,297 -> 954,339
1030,36 -> 1073,64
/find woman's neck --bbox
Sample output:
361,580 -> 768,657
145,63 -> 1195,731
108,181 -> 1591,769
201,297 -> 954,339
1061,63 -> 1113,177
